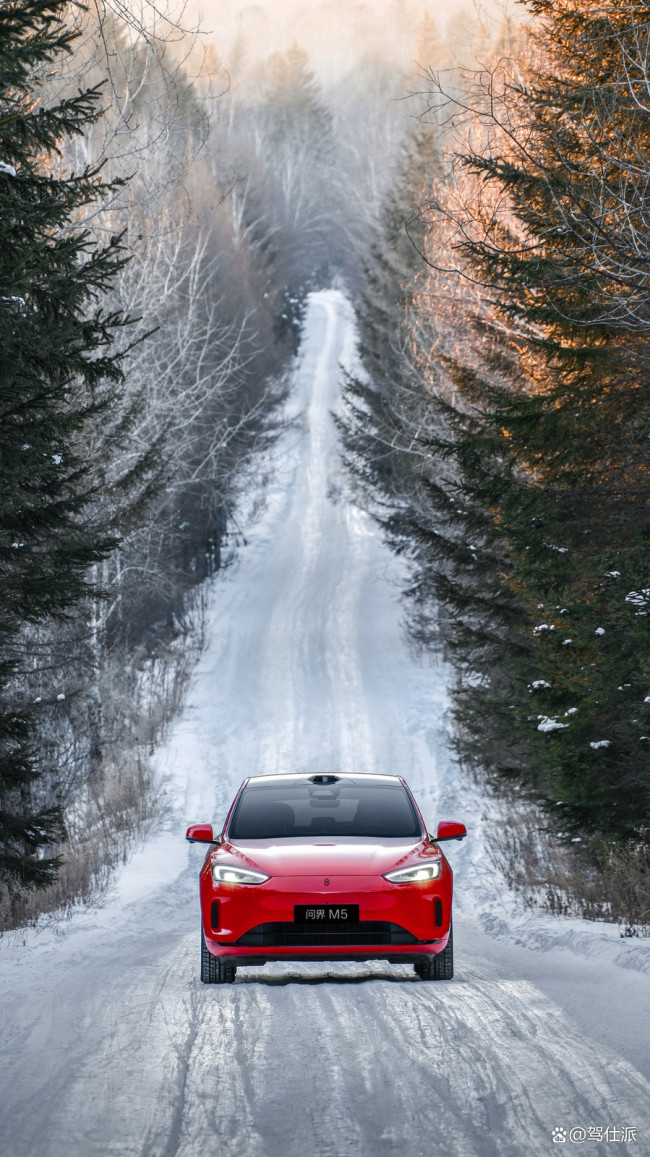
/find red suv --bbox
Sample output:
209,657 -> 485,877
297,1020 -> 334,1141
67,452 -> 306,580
187,773 -> 466,983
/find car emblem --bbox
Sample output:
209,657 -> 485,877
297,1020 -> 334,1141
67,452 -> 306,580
324,878 -> 329,886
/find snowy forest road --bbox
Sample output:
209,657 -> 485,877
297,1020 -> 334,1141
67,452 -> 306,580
1,291 -> 650,1157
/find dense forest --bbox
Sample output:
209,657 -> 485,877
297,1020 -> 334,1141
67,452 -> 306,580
343,0 -> 650,928
0,0 -> 421,927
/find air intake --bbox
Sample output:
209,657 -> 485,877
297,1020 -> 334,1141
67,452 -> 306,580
236,921 -> 418,947
309,775 -> 340,784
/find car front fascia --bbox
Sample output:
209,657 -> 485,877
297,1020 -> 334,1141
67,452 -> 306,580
198,837 -> 453,963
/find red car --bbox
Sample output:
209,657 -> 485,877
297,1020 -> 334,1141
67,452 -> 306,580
186,772 -> 466,984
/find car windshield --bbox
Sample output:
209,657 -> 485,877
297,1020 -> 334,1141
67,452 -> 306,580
228,780 -> 421,839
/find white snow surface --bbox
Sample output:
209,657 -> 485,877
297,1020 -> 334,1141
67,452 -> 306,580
1,290 -> 650,1156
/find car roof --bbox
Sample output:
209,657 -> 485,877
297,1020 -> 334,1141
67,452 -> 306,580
242,773 -> 406,787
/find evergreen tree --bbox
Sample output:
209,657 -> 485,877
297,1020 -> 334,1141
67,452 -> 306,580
414,9 -> 446,72
349,0 -> 650,844
437,0 -> 650,839
262,42 -> 333,166
247,42 -> 339,331
0,0 -> 128,891
340,109 -> 443,504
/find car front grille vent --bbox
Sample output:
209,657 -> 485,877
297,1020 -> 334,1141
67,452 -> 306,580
235,921 -> 419,947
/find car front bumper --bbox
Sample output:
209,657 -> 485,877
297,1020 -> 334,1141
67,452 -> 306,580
199,871 -> 452,962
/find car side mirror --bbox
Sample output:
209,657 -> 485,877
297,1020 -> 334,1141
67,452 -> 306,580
186,824 -> 220,844
433,821 -> 467,843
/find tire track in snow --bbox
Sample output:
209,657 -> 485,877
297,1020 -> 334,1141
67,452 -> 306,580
159,964 -> 650,1157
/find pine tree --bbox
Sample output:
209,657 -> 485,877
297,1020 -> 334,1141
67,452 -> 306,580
414,0 -> 650,840
350,0 -> 650,844
0,0 -> 129,891
252,42 -> 338,326
339,112 -> 451,606
262,42 -> 333,166
413,9 -> 446,72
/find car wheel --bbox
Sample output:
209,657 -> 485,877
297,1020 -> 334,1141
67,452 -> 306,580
414,920 -> 454,980
201,927 -> 236,984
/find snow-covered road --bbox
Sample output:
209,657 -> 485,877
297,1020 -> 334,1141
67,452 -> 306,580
2,291 -> 650,1157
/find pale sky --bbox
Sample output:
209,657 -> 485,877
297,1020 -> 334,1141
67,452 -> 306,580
187,0 -> 513,84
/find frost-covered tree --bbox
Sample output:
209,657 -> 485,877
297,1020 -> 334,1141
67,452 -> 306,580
413,8 -> 446,71
234,42 -> 340,312
0,0 -> 128,890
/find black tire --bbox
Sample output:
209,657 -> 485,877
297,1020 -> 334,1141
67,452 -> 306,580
414,921 -> 454,981
201,927 -> 236,984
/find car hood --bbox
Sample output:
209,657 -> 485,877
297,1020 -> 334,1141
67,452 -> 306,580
217,836 -> 438,876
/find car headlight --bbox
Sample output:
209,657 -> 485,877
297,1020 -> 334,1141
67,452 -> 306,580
212,864 -> 270,885
383,863 -> 442,883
